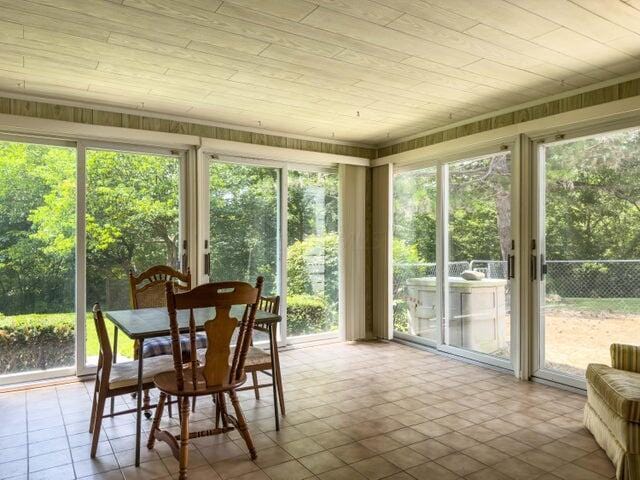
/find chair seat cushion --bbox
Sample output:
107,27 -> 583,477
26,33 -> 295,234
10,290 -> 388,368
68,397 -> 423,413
142,332 -> 208,358
196,346 -> 271,368
110,355 -> 174,389
587,363 -> 640,423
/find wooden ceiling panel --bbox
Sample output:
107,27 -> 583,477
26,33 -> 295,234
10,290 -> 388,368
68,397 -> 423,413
300,7 -> 480,67
310,0 -> 403,26
374,0 -> 479,32
222,0 -> 316,22
0,0 -> 638,144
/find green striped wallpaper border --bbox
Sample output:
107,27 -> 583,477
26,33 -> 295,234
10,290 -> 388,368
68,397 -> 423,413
2,77 -> 640,162
376,77 -> 640,158
0,96 -> 375,160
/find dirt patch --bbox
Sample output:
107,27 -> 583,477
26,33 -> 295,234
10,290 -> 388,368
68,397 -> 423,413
544,308 -> 640,376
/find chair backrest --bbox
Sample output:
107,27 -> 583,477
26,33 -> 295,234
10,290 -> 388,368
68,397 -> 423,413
92,304 -> 113,383
259,296 -> 280,315
129,265 -> 191,309
255,295 -> 280,334
165,277 -> 263,391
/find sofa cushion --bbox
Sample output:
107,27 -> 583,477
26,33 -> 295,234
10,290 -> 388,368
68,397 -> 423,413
587,363 -> 640,423
612,344 -> 640,374
587,384 -> 640,453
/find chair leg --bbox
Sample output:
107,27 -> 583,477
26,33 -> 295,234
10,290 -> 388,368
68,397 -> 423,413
143,388 -> 152,419
229,390 -> 256,460
89,378 -> 99,434
272,338 -> 285,415
147,392 -> 166,449
251,371 -> 260,400
219,392 -> 229,429
178,397 -> 190,480
90,392 -> 107,458
191,395 -> 197,413
168,394 -> 173,418
214,394 -> 221,429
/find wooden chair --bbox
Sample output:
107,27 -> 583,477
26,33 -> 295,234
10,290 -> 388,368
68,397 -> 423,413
240,295 -> 286,430
148,277 -> 264,480
129,265 -> 205,417
89,304 -> 173,458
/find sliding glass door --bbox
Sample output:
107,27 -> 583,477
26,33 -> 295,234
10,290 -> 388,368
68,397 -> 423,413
444,152 -> 514,363
0,138 -> 77,383
84,147 -> 184,367
393,149 -> 518,370
205,157 -> 340,344
534,127 -> 640,386
208,161 -> 280,296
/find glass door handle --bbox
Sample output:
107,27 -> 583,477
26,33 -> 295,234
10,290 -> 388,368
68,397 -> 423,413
531,254 -> 537,280
507,254 -> 515,279
204,253 -> 210,275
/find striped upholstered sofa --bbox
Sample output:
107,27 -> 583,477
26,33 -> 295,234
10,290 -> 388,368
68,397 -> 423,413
585,344 -> 640,480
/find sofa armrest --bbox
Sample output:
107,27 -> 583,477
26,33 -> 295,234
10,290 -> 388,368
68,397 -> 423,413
611,343 -> 640,373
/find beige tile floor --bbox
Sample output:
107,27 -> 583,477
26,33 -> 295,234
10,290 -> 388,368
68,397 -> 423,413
0,341 -> 615,480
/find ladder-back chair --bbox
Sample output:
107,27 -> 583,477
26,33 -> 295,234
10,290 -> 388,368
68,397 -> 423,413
129,266 -> 205,416
89,304 -> 173,458
148,277 -> 263,480
241,295 -> 286,429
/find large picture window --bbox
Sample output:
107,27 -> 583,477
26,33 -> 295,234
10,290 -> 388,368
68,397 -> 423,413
393,166 -> 438,342
0,139 -> 76,379
287,169 -> 339,337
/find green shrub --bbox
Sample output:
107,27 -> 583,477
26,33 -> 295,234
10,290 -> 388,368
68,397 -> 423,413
287,294 -> 332,336
287,233 -> 338,301
0,313 -> 75,374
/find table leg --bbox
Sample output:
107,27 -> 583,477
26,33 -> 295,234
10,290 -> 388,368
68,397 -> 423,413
110,326 -> 118,415
135,338 -> 144,467
269,324 -> 279,431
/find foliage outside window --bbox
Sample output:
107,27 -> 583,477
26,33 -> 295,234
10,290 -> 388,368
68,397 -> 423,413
287,170 -> 339,336
0,141 -> 76,374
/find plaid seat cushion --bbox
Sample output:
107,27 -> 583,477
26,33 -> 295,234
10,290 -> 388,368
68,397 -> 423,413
142,332 -> 208,359
587,363 -> 640,423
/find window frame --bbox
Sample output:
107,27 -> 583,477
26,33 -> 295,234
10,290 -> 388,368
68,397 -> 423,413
530,122 -> 640,390
200,151 -> 341,347
78,141 -> 189,375
0,133 -> 78,386
391,140 -> 521,374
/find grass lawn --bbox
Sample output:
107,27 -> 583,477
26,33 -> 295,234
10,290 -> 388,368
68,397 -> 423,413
547,297 -> 640,315
0,312 -> 135,359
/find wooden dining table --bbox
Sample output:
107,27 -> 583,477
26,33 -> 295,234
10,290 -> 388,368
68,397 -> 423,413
105,306 -> 281,467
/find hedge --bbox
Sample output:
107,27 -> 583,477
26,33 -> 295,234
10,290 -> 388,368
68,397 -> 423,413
0,295 -> 336,374
287,294 -> 334,336
0,313 -> 75,374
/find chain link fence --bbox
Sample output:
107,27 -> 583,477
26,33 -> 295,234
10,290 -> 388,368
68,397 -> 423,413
394,258 -> 640,308
545,260 -> 640,299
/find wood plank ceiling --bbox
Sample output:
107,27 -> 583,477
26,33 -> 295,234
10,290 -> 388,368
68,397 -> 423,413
0,0 -> 639,145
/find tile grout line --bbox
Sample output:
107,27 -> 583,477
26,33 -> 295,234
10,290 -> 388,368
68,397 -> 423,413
55,385 -> 78,479
24,390 -> 30,478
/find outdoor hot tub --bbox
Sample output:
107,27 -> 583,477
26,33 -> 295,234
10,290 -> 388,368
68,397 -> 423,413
405,276 -> 508,354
